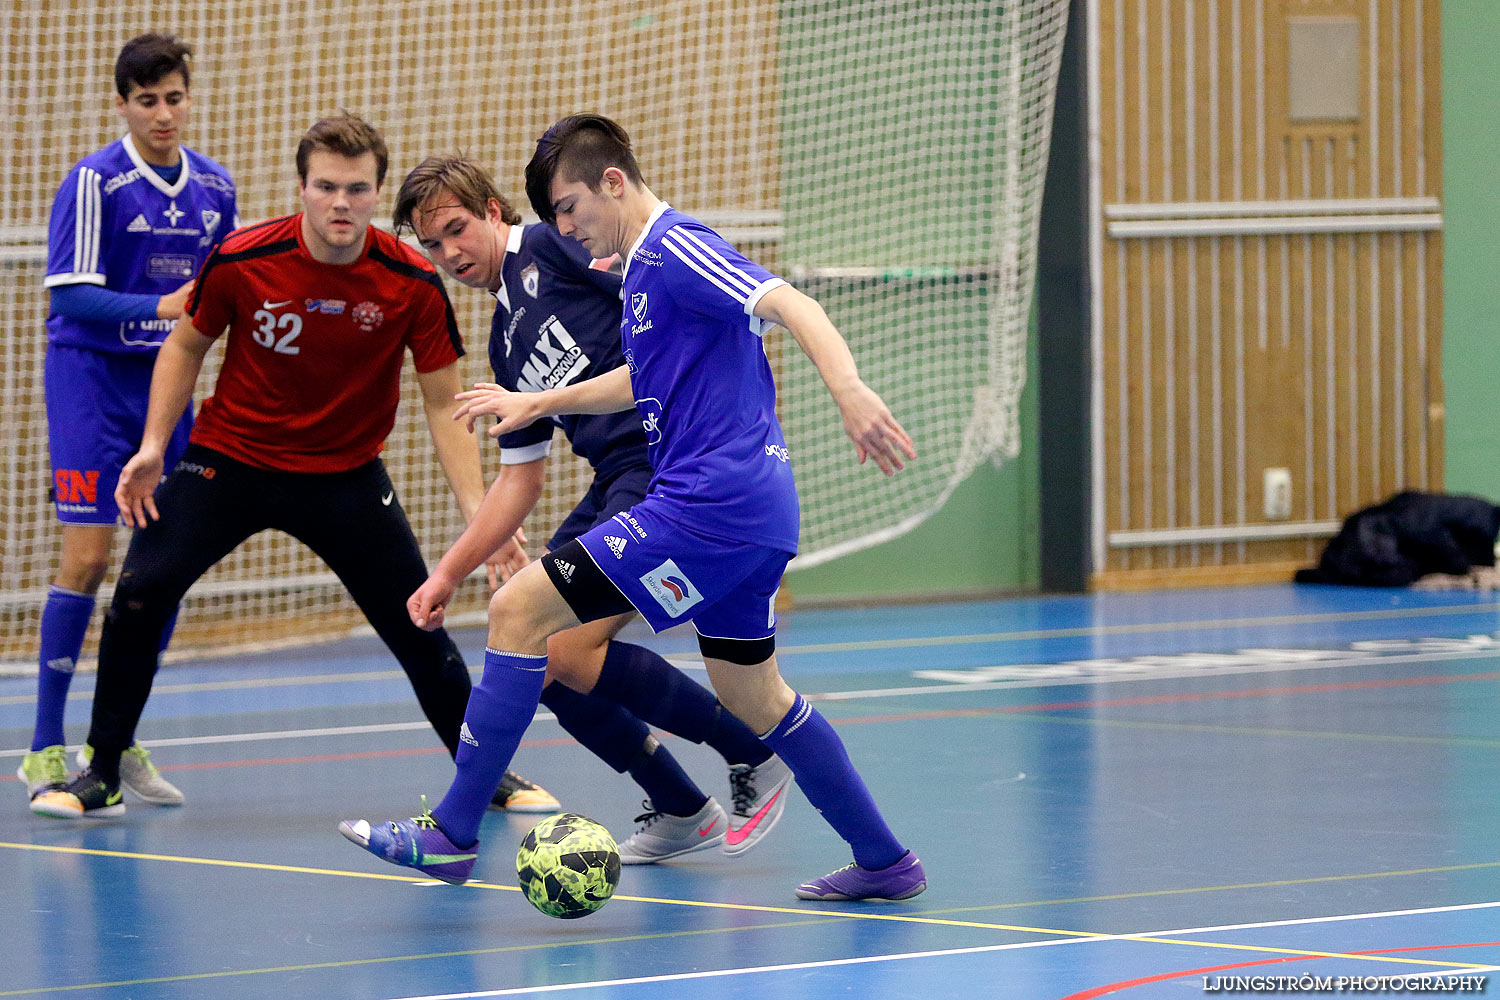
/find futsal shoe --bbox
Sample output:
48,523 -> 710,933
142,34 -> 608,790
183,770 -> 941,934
339,801 -> 477,885
30,767 -> 125,819
488,770 -> 560,813
617,797 -> 728,864
723,754 -> 793,856
78,743 -> 184,806
795,851 -> 928,901
17,744 -> 67,802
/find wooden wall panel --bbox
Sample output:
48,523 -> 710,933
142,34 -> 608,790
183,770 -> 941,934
1091,0 -> 1443,588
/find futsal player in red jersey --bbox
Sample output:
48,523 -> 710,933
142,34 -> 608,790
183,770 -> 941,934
34,114 -> 557,818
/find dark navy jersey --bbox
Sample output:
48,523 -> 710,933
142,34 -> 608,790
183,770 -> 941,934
489,223 -> 649,485
45,135 -> 238,354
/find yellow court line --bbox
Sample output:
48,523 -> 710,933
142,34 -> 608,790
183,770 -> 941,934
3,840 -> 1493,975
0,917 -> 849,997
0,838 -> 1030,931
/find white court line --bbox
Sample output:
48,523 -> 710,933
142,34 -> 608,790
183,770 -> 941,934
5,599 -> 1496,676
0,718 -> 556,759
813,645 -> 1500,700
7,645 -> 1500,759
771,602 -> 1500,656
379,900 -> 1500,999
0,661 -> 698,704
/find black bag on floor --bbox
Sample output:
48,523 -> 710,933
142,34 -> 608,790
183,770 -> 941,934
1295,490 -> 1500,587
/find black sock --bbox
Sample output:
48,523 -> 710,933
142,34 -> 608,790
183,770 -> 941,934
88,747 -> 122,784
594,641 -> 771,767
626,735 -> 708,818
539,682 -> 649,773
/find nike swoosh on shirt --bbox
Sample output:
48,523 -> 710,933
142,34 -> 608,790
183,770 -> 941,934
724,788 -> 783,846
262,299 -> 292,309
381,492 -> 394,505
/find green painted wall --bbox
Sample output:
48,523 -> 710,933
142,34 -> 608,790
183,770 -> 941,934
789,339 -> 1040,603
1442,2 -> 1500,500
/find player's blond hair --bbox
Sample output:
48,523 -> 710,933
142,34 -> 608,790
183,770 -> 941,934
392,155 -> 522,237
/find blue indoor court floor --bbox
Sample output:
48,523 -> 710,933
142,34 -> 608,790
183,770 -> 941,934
2,583 -> 1498,998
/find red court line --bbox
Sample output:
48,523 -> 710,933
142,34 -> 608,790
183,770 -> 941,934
3,668 -> 1495,782
1058,940 -> 1500,999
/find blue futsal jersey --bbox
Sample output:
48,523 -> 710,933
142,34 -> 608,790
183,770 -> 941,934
44,135 -> 237,355
618,204 -> 799,553
490,224 -> 649,485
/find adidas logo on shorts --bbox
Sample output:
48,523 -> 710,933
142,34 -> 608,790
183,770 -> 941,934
127,213 -> 151,233
459,722 -> 479,746
604,535 -> 628,559
554,560 -> 576,583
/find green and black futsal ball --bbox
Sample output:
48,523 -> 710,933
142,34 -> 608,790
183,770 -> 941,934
516,813 -> 621,918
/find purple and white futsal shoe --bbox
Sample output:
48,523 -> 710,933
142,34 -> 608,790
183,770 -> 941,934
795,851 -> 927,901
339,801 -> 478,885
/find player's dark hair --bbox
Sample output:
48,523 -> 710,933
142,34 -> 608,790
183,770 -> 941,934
114,33 -> 192,98
525,114 -> 643,225
393,155 -> 522,237
296,112 -> 389,187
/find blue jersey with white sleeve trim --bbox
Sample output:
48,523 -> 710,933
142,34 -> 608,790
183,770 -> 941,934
488,223 -> 649,486
45,135 -> 237,355
619,204 -> 799,552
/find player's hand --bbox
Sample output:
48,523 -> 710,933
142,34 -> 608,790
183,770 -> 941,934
156,280 -> 195,320
115,448 -> 166,528
834,379 -> 917,475
453,383 -> 542,437
485,529 -> 531,589
408,573 -> 457,631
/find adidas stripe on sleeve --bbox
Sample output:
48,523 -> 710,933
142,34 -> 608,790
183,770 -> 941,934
44,168 -> 106,288
659,226 -> 785,322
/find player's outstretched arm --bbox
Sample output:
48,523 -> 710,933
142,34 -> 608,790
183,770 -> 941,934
753,284 -> 916,475
116,318 -> 216,527
454,366 -> 635,438
415,361 -> 487,522
408,460 -> 546,630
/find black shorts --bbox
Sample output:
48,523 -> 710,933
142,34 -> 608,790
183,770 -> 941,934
547,465 -> 653,552
115,444 -> 437,615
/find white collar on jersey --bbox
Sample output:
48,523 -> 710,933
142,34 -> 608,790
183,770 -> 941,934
122,134 -> 191,198
490,223 -> 527,312
621,201 -> 670,282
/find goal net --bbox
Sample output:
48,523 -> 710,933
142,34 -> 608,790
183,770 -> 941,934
0,0 -> 1069,664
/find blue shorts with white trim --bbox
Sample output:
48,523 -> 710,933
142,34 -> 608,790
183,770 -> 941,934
573,497 -> 790,641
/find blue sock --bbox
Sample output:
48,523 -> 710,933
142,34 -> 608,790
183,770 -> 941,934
433,648 -> 548,847
759,693 -> 904,870
32,586 -> 95,750
594,641 -> 771,767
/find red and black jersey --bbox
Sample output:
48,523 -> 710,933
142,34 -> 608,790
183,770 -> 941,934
185,214 -> 463,473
